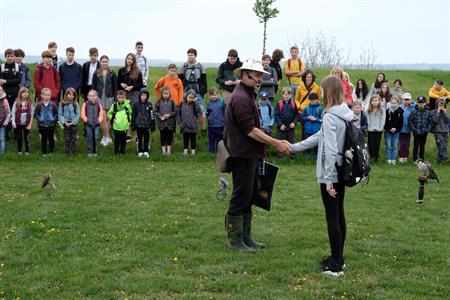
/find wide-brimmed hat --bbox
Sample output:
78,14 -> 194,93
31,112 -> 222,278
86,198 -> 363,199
234,59 -> 270,77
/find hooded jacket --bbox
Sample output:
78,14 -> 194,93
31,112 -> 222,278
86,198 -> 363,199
216,58 -> 243,93
177,99 -> 201,133
292,103 -> 355,184
301,101 -> 323,134
107,99 -> 133,131
399,101 -> 416,133
430,106 -> 449,133
409,105 -> 432,135
132,88 -> 155,129
33,63 -> 61,101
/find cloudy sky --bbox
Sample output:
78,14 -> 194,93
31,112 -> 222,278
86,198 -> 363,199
1,0 -> 449,64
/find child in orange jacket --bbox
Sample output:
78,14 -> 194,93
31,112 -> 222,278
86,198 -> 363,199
154,64 -> 184,106
81,90 -> 104,157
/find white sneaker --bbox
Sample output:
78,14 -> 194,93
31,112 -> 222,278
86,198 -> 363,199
88,154 -> 93,158
144,152 -> 149,158
138,152 -> 143,157
106,137 -> 113,145
391,160 -> 396,165
100,136 -> 107,146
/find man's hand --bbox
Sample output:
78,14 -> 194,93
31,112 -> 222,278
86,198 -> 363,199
224,80 -> 234,86
275,140 -> 292,155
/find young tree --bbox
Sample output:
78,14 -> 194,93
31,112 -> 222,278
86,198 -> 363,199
253,0 -> 279,55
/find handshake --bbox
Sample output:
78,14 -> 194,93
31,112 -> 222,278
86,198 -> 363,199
275,140 -> 294,155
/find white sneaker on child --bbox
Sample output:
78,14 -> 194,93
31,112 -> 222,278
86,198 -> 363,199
138,152 -> 143,157
144,152 -> 149,158
100,136 -> 107,146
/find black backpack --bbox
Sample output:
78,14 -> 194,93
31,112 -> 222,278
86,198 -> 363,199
336,118 -> 370,187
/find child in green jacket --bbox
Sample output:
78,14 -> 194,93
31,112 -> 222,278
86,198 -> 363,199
107,90 -> 133,154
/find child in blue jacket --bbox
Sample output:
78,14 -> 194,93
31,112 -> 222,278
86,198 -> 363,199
301,92 -> 323,158
258,90 -> 274,135
35,88 -> 58,154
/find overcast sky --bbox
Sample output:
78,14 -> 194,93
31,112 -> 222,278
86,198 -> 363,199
1,0 -> 449,64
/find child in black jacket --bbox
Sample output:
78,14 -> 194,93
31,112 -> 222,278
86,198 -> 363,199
384,96 -> 403,164
132,88 -> 155,158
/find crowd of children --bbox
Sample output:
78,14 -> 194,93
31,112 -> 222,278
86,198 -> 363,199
0,44 -> 449,164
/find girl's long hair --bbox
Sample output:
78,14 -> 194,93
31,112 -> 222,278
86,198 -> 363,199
61,87 -> 78,106
368,94 -> 381,112
355,79 -> 369,99
124,53 -> 140,81
97,55 -> 112,76
16,87 -> 32,105
320,75 -> 344,110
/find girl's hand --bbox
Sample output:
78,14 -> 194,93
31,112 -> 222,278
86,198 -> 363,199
12,124 -> 16,129
326,183 -> 337,198
26,125 -> 31,130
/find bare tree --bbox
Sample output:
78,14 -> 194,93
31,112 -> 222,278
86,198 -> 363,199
358,43 -> 378,70
253,0 -> 279,55
289,31 -> 377,69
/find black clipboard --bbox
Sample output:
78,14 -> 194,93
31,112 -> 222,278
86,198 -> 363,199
253,162 -> 279,211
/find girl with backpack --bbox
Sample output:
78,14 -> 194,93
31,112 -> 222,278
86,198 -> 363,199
0,88 -> 11,154
81,90 -> 104,157
34,88 -> 58,155
366,94 -> 386,162
11,87 -> 34,155
291,75 -> 355,276
177,89 -> 202,156
58,88 -> 80,155
154,86 -> 177,155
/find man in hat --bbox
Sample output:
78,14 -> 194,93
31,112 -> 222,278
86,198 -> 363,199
224,59 -> 291,254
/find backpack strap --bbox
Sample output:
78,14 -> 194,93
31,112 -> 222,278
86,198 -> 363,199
300,86 -> 313,105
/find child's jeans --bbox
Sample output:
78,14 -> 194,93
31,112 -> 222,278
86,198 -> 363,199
385,131 -> 400,161
434,132 -> 448,162
398,132 -> 411,158
86,125 -> 99,154
0,127 -> 6,153
208,126 -> 224,153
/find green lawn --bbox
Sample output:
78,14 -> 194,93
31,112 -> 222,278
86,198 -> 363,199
0,67 -> 449,299
0,155 -> 448,299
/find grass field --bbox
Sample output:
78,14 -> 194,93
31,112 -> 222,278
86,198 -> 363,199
0,66 -> 449,299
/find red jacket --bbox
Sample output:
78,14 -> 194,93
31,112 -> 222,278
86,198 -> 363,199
33,63 -> 61,101
342,79 -> 353,105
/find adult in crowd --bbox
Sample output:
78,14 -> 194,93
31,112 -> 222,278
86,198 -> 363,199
82,47 -> 100,101
292,75 -> 355,276
283,46 -> 305,97
179,48 -> 208,130
117,53 -> 143,104
92,55 -> 117,146
216,49 -> 242,103
269,49 -> 284,93
59,47 -> 82,100
224,59 -> 291,254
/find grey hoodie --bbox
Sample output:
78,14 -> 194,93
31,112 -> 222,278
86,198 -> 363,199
292,103 -> 354,184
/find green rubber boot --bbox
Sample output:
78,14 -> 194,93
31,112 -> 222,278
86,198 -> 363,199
225,214 -> 256,254
243,212 -> 266,249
